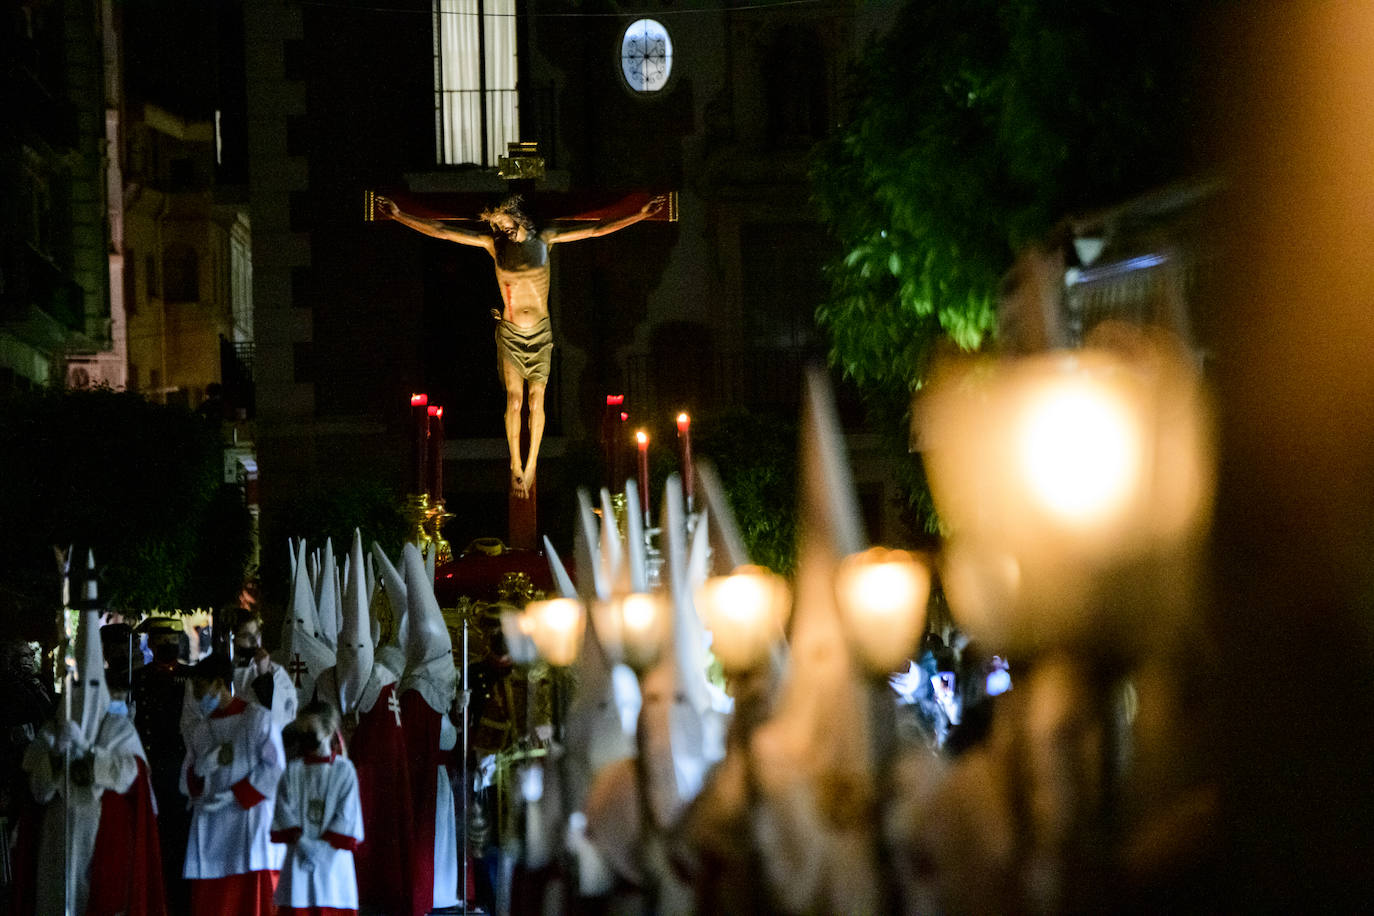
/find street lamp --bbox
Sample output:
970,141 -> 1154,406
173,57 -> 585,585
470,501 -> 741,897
834,547 -> 932,675
696,565 -> 790,674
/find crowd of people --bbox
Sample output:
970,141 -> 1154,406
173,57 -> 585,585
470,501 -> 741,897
1,524 -> 1019,916
4,538 -> 470,916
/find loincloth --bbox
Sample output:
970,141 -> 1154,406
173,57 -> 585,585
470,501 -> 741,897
492,312 -> 553,384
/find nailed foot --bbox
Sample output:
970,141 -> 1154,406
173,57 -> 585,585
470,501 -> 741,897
511,464 -> 529,500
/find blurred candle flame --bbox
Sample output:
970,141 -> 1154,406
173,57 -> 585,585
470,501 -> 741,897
697,565 -> 790,673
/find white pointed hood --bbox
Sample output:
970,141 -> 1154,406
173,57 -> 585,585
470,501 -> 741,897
697,461 -> 752,571
598,488 -> 624,593
316,539 -> 340,651
280,538 -> 308,648
371,543 -> 408,677
574,488 -> 610,602
638,477 -> 722,829
337,530 -> 373,714
688,506 -> 712,598
698,460 -> 789,682
366,552 -> 376,610
662,477 -> 713,718
275,538 -> 335,704
748,366 -> 882,914
624,479 -> 649,593
563,490 -> 636,809
399,542 -> 454,713
72,565 -> 108,745
544,535 -> 578,599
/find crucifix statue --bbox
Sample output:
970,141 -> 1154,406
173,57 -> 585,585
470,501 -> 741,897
376,192 -> 666,499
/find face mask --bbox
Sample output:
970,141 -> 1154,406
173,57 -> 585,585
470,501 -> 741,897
107,700 -> 129,717
198,691 -> 221,716
234,646 -> 255,668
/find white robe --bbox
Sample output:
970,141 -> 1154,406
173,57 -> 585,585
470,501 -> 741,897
235,660 -> 299,729
22,712 -> 143,916
434,712 -> 460,909
180,698 -> 287,878
310,660 -> 395,723
272,756 -> 364,910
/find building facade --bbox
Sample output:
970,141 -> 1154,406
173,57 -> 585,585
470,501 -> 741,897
1,0 -> 115,391
123,103 -> 253,412
242,0 -> 904,565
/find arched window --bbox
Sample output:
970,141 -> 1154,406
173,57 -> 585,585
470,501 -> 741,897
164,242 -> 199,303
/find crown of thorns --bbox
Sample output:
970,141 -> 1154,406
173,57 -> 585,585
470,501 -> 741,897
479,195 -> 536,231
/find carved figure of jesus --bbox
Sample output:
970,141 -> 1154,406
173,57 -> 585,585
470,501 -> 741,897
377,193 -> 664,498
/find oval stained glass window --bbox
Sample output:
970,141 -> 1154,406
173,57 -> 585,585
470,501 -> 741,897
620,19 -> 672,93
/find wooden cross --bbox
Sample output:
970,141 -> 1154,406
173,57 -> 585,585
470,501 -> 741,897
367,186 -> 677,551
287,653 -> 308,687
387,690 -> 403,727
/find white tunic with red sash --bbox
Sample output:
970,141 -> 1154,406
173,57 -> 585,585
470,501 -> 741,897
180,696 -> 286,878
271,754 -> 364,913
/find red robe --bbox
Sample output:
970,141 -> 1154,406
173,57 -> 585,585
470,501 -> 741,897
400,691 -> 445,916
11,745 -> 168,916
88,758 -> 168,916
349,681 -> 414,915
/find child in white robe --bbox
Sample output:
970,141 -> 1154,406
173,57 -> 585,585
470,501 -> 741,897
272,701 -> 365,915
182,652 -> 285,916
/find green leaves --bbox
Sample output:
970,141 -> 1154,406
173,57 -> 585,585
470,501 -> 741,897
0,388 -> 252,633
809,0 -> 1210,529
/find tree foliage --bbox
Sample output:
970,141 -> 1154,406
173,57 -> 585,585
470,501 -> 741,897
811,0 -> 1212,488
690,409 -> 799,577
0,387 -> 253,638
264,479 -> 412,593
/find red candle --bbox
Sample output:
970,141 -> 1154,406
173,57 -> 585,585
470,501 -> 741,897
603,395 -> 625,491
427,405 -> 444,501
676,412 -> 694,511
617,410 -> 630,491
636,430 -> 650,523
411,393 -> 429,495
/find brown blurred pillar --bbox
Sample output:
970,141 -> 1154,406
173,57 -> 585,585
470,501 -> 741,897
1210,3 -> 1374,906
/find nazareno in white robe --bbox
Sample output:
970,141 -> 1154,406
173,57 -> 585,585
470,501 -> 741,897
434,711 -> 460,909
180,697 -> 287,878
235,660 -> 299,730
22,711 -> 144,916
272,754 -> 365,910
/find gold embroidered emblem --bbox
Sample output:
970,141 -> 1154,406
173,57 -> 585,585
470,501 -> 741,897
217,742 -> 234,766
307,798 -> 325,825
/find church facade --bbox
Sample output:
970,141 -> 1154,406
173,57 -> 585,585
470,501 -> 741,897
241,0 -> 904,581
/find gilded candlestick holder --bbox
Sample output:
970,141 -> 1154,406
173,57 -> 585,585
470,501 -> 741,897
407,493 -> 433,553
427,497 -> 455,564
